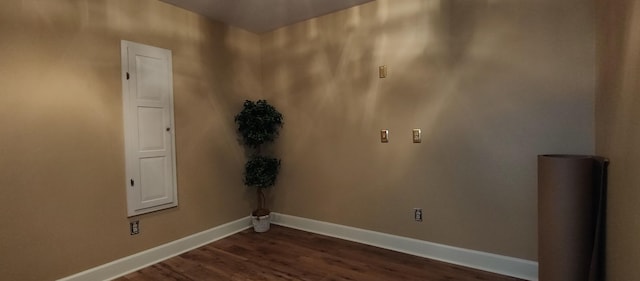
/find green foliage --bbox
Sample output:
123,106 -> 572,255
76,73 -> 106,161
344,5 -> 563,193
234,100 -> 284,149
234,99 -> 284,195
244,156 -> 281,188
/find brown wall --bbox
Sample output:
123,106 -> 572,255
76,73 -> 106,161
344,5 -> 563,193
0,1 -> 260,280
596,0 -> 640,280
262,0 -> 595,261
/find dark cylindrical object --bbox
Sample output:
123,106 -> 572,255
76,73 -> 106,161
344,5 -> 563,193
538,155 -> 607,281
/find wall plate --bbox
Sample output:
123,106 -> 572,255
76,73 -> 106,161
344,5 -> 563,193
379,65 -> 387,78
381,130 -> 389,143
412,129 -> 421,143
130,220 -> 140,235
414,208 -> 423,222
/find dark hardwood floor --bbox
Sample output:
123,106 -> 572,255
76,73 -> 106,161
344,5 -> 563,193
114,225 -> 524,281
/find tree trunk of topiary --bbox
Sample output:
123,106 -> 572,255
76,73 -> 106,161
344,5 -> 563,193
252,187 -> 270,217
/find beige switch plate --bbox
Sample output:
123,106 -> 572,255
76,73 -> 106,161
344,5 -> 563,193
381,130 -> 389,143
379,65 -> 387,78
412,129 -> 421,143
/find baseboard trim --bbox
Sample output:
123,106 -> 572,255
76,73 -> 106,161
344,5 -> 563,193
57,216 -> 251,281
57,214 -> 538,281
270,213 -> 538,281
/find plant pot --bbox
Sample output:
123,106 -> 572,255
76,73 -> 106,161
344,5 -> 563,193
251,214 -> 270,232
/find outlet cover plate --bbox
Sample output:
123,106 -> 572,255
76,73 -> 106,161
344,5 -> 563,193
414,208 -> 423,222
379,65 -> 387,78
413,129 -> 421,143
130,220 -> 140,235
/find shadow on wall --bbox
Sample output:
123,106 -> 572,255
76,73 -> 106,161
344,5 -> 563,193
0,1 -> 263,280
597,0 -> 640,280
607,0 -> 640,137
259,0 -> 595,261
261,0 -> 532,182
173,16 -> 263,219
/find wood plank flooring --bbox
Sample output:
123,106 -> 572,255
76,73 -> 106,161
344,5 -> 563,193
114,225 -> 524,281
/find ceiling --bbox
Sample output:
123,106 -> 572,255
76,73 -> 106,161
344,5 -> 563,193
159,0 -> 375,33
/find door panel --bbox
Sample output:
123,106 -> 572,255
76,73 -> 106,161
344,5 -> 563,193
139,157 -> 169,203
136,55 -> 168,102
137,107 -> 166,151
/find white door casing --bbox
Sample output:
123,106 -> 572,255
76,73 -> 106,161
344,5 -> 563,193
121,40 -> 178,217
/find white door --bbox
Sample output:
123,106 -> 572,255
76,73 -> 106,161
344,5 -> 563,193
121,40 -> 178,217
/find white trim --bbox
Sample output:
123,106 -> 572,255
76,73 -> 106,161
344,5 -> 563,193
57,214 -> 538,281
270,213 -> 538,281
57,217 -> 251,281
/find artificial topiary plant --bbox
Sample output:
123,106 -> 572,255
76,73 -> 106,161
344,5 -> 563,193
235,100 -> 283,219
235,100 -> 284,150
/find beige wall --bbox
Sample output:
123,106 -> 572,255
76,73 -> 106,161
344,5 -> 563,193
0,1 -> 260,280
0,0 -> 602,279
596,0 -> 640,280
262,0 -> 595,261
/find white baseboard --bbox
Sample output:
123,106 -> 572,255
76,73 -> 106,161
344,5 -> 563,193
57,216 -> 251,281
270,213 -> 538,281
57,214 -> 538,281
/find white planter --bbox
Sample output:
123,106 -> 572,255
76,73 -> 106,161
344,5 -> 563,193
252,214 -> 271,232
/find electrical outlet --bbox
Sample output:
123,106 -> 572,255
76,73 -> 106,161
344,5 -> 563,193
412,129 -> 422,143
130,220 -> 140,235
379,65 -> 387,78
414,208 -> 423,222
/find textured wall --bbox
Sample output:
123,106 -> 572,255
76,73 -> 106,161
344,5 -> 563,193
596,0 -> 640,280
0,1 -> 260,280
0,0 -> 602,279
261,0 -> 595,261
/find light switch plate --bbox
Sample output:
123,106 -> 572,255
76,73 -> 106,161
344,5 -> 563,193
412,129 -> 421,143
381,130 -> 389,143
